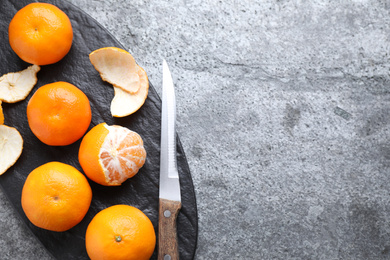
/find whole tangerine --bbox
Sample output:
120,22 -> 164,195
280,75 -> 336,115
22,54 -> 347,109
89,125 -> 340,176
27,81 -> 92,146
21,161 -> 92,232
85,204 -> 156,260
8,3 -> 73,65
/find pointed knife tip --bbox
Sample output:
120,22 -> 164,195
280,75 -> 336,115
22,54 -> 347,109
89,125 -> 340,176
162,59 -> 170,75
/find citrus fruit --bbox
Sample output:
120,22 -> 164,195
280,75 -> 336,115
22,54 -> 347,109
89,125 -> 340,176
8,3 -> 73,65
79,123 -> 146,186
0,125 -> 23,175
0,101 -> 4,125
85,204 -> 156,260
89,47 -> 149,117
0,65 -> 40,103
21,161 -> 92,232
27,81 -> 92,146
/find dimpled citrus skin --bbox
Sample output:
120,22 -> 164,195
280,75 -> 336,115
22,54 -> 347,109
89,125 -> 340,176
21,162 -> 92,232
27,81 -> 91,146
78,123 -> 109,185
85,205 -> 156,260
8,3 -> 73,65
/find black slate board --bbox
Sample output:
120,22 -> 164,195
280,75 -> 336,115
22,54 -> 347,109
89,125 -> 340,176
0,0 -> 198,259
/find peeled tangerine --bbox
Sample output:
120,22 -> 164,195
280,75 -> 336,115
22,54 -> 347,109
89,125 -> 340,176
0,65 -> 40,103
89,47 -> 149,117
0,125 -> 23,175
79,123 -> 146,186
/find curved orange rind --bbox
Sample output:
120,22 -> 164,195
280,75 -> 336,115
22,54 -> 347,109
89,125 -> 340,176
0,125 -> 23,175
0,65 -> 40,103
89,47 -> 149,117
0,101 -> 4,125
111,65 -> 149,117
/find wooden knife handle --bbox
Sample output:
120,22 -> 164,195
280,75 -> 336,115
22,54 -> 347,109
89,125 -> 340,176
158,198 -> 182,260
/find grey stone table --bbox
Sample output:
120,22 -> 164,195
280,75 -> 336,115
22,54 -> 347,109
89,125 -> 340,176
1,0 -> 390,259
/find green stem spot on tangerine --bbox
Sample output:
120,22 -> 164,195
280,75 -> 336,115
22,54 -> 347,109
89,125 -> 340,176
115,235 -> 122,242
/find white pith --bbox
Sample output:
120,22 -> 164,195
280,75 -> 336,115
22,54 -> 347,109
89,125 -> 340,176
0,125 -> 23,175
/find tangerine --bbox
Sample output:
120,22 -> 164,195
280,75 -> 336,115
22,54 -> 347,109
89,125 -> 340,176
79,123 -> 146,186
21,162 -> 92,232
27,81 -> 91,146
85,204 -> 156,260
8,3 -> 73,65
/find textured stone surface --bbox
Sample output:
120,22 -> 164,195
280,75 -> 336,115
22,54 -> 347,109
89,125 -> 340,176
2,0 -> 390,259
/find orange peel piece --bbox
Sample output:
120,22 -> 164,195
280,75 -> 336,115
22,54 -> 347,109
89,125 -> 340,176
111,65 -> 149,117
89,47 -> 149,117
0,125 -> 23,175
0,101 -> 4,125
89,47 -> 140,94
0,65 -> 40,103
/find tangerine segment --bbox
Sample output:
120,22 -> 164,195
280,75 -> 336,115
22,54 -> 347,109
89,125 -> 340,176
79,123 -> 146,186
85,205 -> 156,260
0,65 -> 40,103
111,65 -> 149,117
8,3 -> 73,65
21,162 -> 92,232
89,47 -> 140,94
0,125 -> 23,175
27,81 -> 92,146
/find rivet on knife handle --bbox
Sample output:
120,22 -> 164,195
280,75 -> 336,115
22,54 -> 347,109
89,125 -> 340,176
158,198 -> 182,260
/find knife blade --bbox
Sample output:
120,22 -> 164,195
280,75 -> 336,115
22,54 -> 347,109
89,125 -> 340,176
158,59 -> 182,260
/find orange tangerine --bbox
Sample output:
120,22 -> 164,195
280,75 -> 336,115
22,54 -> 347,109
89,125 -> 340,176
21,162 -> 92,232
8,3 -> 73,65
79,123 -> 146,186
85,205 -> 156,260
27,81 -> 91,146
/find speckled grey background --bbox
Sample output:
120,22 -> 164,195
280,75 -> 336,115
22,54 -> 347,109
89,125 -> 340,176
2,0 -> 390,259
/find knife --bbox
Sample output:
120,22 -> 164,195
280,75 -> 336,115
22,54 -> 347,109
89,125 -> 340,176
158,59 -> 182,260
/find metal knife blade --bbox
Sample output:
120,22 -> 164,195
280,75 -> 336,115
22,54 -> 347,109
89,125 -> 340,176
158,59 -> 182,260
